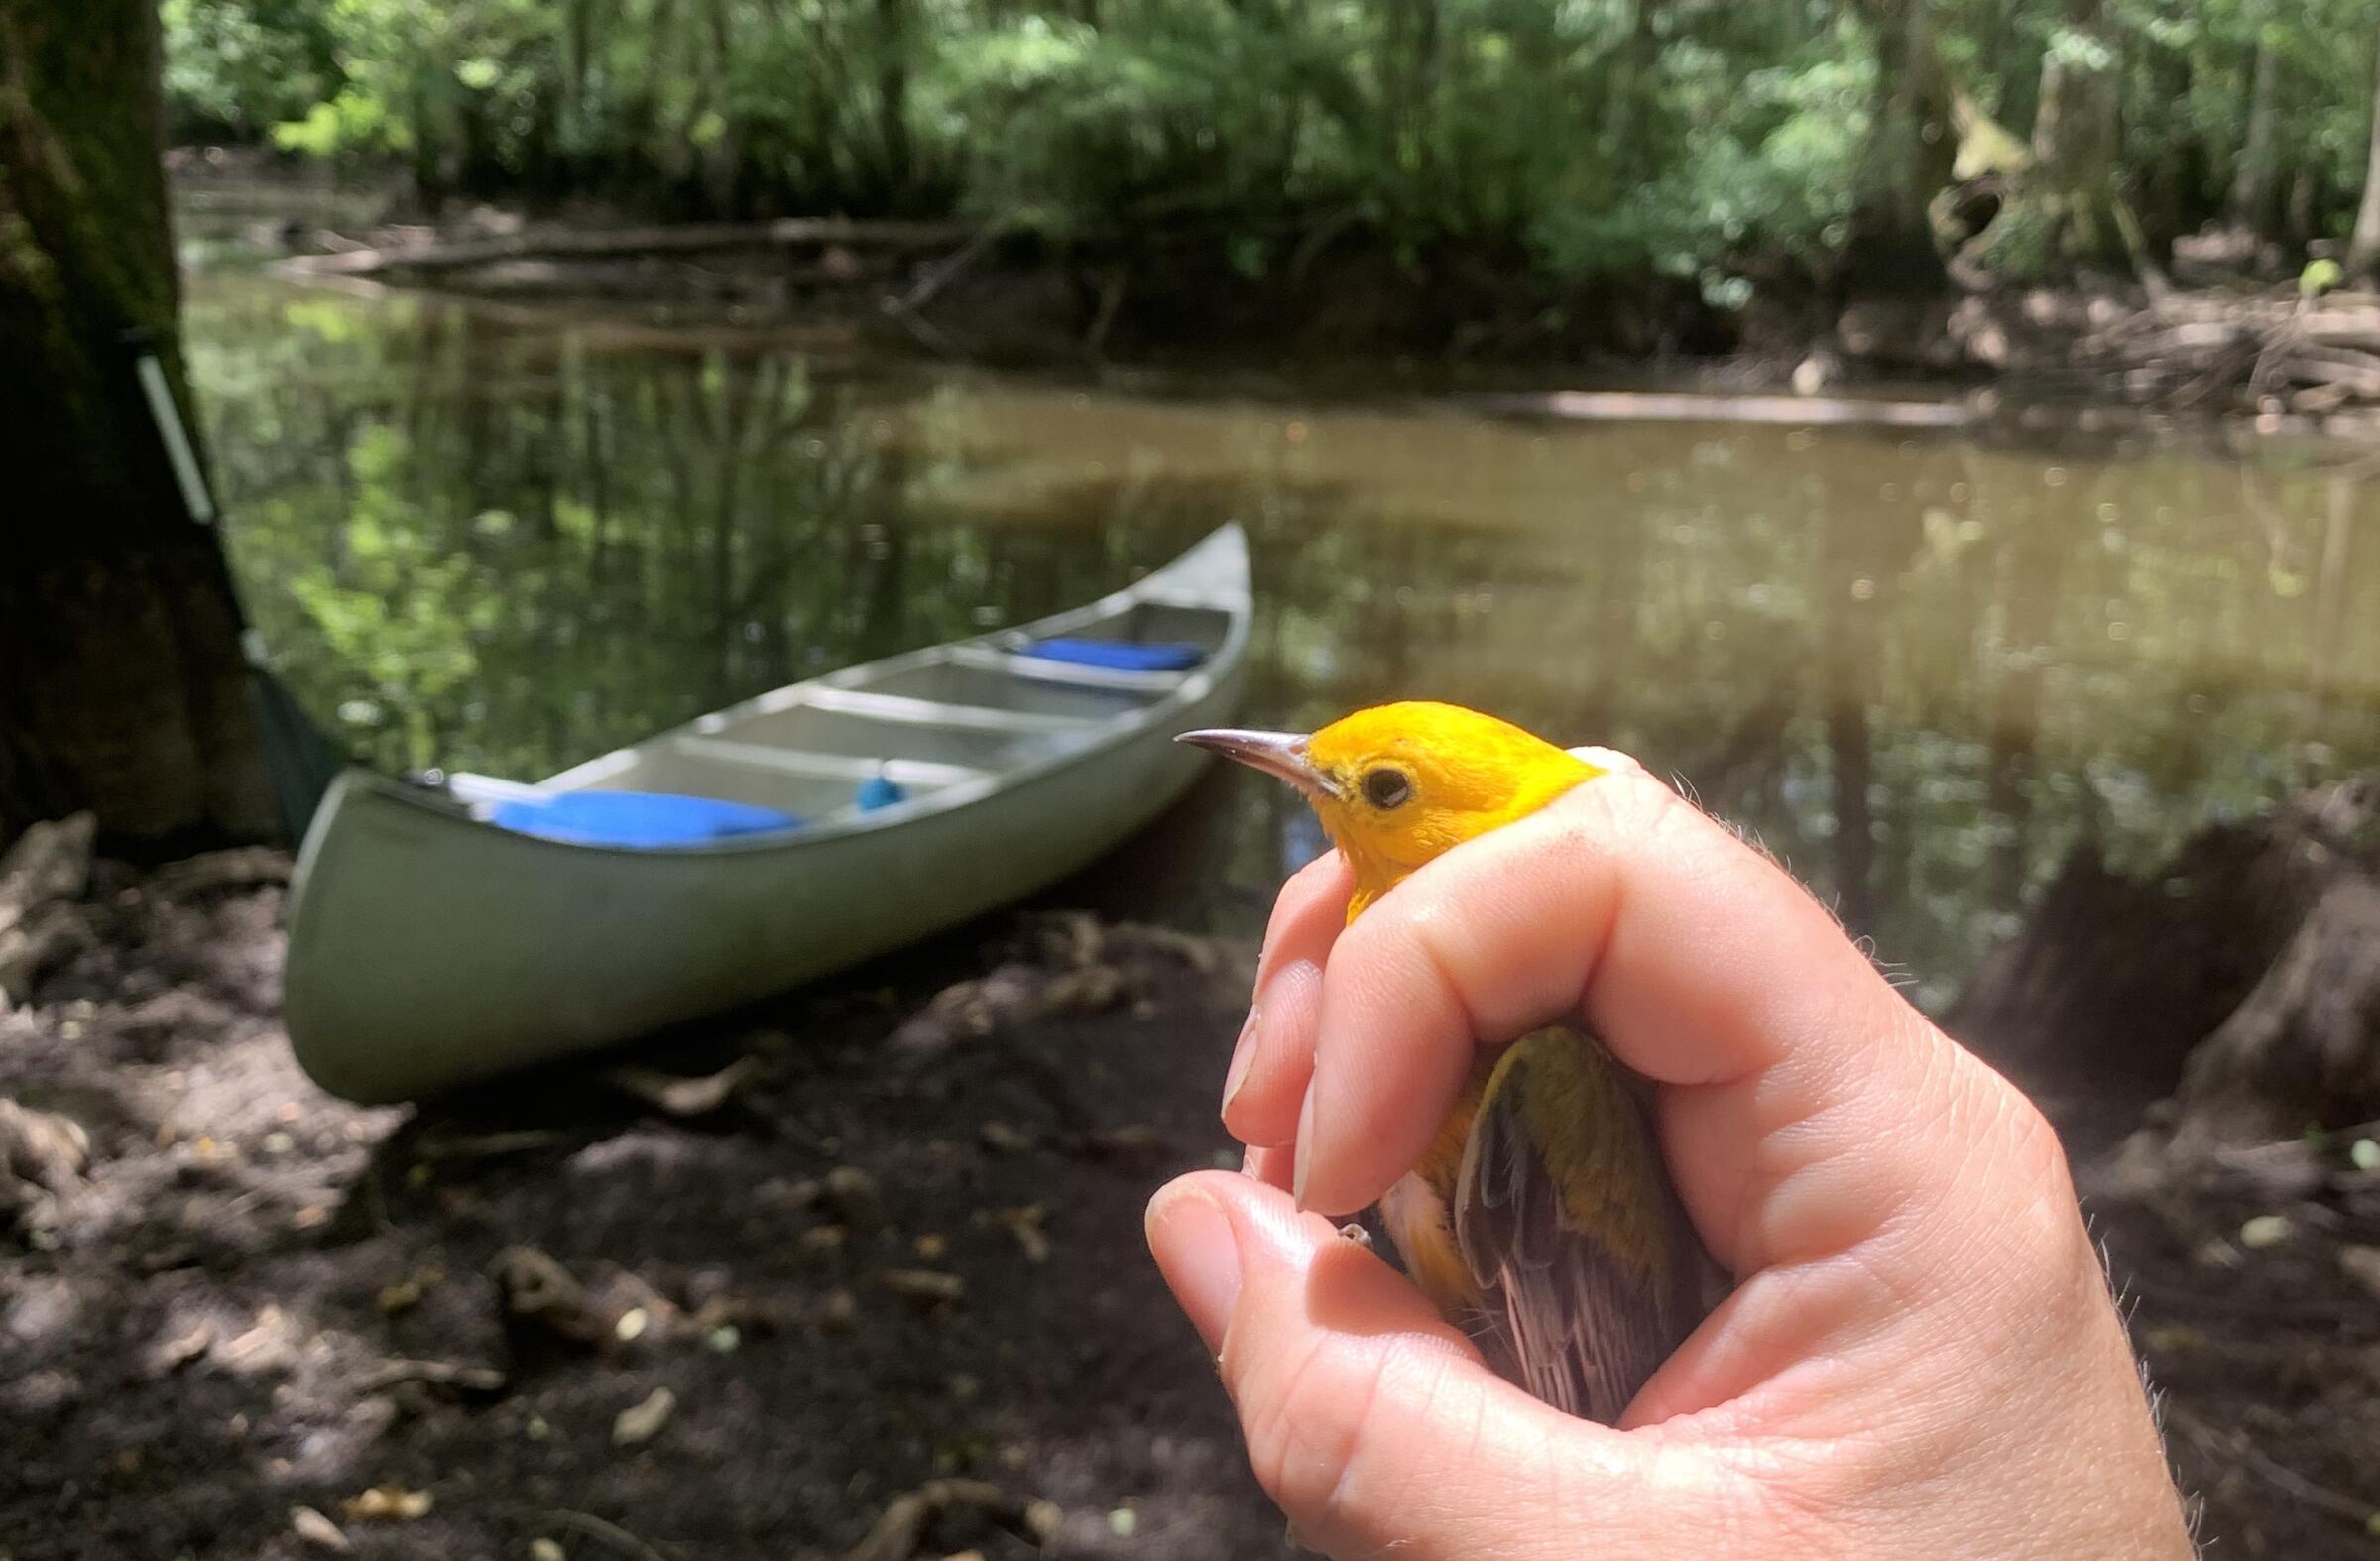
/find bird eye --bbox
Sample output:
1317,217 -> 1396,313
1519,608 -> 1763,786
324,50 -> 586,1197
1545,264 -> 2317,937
1361,767 -> 1413,809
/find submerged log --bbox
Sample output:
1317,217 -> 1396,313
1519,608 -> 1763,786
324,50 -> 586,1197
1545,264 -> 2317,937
279,217 -> 978,281
1949,778 -> 2380,1147
1477,390 -> 1977,428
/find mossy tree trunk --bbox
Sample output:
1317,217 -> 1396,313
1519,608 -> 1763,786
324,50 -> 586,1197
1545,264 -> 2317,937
1968,0 -> 2130,282
1841,0 -> 1957,294
0,0 -> 275,848
2349,20 -> 2380,280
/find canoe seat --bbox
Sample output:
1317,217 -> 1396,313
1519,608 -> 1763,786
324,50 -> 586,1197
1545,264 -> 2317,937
1022,637 -> 1208,674
855,773 -> 908,811
490,789 -> 802,848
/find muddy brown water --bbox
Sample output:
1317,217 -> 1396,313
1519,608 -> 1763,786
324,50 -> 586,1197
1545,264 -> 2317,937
187,270 -> 2380,1005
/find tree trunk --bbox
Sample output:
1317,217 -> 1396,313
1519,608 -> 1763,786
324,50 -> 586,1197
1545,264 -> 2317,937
1966,8 -> 2130,283
0,0 -> 274,847
876,0 -> 914,210
2349,22 -> 2380,280
2231,36 -> 2282,234
1948,780 -> 2380,1152
1841,0 -> 1957,293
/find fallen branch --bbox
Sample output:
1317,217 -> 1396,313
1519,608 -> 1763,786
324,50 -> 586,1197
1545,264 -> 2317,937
282,218 -> 978,280
540,1509 -> 677,1561
355,1358 -> 507,1396
884,211 -> 1012,318
2168,1404 -> 2380,1530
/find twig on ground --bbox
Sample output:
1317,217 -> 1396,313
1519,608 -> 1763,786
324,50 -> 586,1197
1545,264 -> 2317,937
540,1508 -> 678,1561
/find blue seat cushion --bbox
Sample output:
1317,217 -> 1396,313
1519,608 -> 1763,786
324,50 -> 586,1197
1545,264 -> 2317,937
1022,637 -> 1208,673
490,790 -> 801,848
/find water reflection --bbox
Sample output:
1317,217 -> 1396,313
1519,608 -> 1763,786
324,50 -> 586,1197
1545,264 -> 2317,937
185,274 -> 2380,1004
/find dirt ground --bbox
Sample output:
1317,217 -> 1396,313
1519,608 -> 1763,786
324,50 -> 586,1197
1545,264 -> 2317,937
5,842 -> 2379,1559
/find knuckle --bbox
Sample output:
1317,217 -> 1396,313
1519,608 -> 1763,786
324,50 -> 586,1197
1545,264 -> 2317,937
1240,1333 -> 1383,1527
1550,764 -> 1693,851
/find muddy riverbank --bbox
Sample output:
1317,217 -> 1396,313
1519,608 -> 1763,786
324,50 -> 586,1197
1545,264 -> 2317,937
5,830 -> 2379,1557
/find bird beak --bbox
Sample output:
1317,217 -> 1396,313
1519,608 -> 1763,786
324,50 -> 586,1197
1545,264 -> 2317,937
1176,728 -> 1339,798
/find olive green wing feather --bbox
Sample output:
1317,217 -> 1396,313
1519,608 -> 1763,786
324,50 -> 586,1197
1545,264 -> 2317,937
1452,1026 -> 1722,1424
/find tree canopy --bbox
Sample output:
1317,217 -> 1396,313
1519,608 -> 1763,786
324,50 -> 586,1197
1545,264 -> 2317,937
165,0 -> 2380,289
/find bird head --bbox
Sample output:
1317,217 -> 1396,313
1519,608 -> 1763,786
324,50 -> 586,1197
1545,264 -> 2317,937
1181,701 -> 1603,919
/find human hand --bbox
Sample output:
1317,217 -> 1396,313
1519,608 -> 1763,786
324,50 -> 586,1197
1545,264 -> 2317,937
1147,755 -> 2193,1559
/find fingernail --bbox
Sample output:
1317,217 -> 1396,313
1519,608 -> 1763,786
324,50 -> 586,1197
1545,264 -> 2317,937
1146,1185 -> 1243,1351
1221,1005 -> 1260,1116
1291,1083 -> 1316,1210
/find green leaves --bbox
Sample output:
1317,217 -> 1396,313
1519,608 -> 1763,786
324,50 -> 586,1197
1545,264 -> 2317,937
170,0 -> 2380,296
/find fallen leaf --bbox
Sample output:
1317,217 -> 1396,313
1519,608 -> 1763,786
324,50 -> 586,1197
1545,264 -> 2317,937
2192,1237 -> 2244,1271
612,1386 -> 675,1446
340,1485 -> 434,1522
877,1268 -> 965,1304
998,1204 -> 1051,1264
2239,1214 -> 2292,1250
490,1246 -> 609,1347
824,1165 -> 880,1218
147,1321 -> 214,1375
604,1056 -> 762,1117
290,1505 -> 350,1551
1081,1124 -> 1161,1160
978,1121 -> 1031,1154
816,1288 -> 858,1331
756,1176 -> 822,1209
2340,1245 -> 2380,1300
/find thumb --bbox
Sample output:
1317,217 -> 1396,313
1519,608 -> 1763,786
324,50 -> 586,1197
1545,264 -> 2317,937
1145,1171 -> 1756,1560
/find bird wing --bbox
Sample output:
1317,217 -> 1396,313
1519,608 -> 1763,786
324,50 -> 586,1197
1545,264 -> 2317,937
1452,1026 -> 1718,1424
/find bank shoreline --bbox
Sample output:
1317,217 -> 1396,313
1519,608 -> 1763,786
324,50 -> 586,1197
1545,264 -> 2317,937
174,153 -> 2380,439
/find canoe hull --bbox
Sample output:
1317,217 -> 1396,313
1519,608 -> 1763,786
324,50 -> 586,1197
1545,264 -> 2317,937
284,527 -> 1250,1103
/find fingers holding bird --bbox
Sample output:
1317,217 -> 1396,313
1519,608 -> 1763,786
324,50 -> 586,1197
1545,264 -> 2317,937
1146,1170 -> 1751,1560
1222,851 -> 1353,1148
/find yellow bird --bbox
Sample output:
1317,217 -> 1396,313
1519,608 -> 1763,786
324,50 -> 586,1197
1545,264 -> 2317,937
1181,701 -> 1725,1423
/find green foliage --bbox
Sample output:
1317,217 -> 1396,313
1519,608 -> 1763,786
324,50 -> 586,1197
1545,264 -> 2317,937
163,0 -> 341,140
167,0 -> 2380,284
